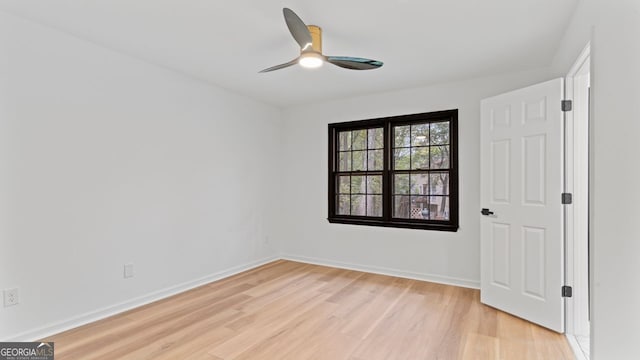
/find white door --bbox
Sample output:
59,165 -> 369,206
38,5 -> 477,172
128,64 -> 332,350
480,78 -> 565,332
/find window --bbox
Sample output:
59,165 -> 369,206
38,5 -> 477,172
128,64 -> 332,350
328,110 -> 458,231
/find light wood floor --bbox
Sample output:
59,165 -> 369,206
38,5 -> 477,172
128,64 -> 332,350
43,260 -> 574,359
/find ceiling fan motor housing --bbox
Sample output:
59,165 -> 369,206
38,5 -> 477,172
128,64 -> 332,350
306,25 -> 322,54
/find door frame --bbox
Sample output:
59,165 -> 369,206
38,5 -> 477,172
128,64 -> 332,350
564,43 -> 590,337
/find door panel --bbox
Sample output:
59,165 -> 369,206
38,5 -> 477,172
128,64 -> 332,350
480,78 -> 564,332
491,140 -> 510,203
491,223 -> 511,289
522,226 -> 546,299
523,134 -> 546,205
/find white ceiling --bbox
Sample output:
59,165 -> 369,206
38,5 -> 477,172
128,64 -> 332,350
0,0 -> 578,107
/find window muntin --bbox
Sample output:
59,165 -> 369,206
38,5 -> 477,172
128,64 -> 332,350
328,110 -> 458,231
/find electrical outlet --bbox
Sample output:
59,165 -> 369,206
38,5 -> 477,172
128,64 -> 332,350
3,288 -> 19,307
124,263 -> 134,279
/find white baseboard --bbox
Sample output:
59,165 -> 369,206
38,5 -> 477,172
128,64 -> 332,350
566,334 -> 589,360
281,253 -> 480,289
4,255 -> 279,342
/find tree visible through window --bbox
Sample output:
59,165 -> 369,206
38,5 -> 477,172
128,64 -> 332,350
328,110 -> 458,231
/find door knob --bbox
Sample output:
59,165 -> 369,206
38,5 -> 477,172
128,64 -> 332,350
481,208 -> 494,216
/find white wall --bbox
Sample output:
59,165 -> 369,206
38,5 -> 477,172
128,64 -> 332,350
279,68 -> 553,287
553,1 -> 640,358
0,11 -> 282,340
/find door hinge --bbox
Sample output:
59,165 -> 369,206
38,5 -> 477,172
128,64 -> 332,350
561,100 -> 573,112
562,285 -> 573,298
562,193 -> 573,204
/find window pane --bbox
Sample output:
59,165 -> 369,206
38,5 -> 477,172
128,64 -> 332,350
338,151 -> 351,171
430,146 -> 450,169
366,195 -> 383,217
393,174 -> 410,194
430,196 -> 450,220
367,175 -> 382,194
393,148 -> 410,170
394,125 -> 410,148
367,149 -> 383,170
351,195 -> 366,216
368,128 -> 384,149
411,147 -> 430,169
352,129 -> 367,150
337,195 -> 350,215
430,122 -> 450,145
411,124 -> 429,146
410,173 -> 429,195
393,195 -> 411,218
351,175 -> 365,194
430,172 -> 449,195
411,196 -> 430,219
352,150 -> 366,171
339,131 -> 352,150
337,175 -> 350,194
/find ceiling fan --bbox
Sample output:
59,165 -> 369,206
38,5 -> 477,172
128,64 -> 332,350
259,8 -> 383,73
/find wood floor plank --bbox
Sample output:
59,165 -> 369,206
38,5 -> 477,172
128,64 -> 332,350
460,333 -> 499,360
210,287 -> 332,359
41,260 -> 574,359
278,315 -> 361,360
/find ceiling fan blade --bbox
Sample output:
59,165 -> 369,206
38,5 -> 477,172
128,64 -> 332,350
283,8 -> 313,50
259,58 -> 299,73
326,56 -> 383,70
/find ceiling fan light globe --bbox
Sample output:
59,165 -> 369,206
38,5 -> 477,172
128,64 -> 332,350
299,53 -> 323,69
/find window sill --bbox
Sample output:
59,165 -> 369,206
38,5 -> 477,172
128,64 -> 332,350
327,217 -> 459,232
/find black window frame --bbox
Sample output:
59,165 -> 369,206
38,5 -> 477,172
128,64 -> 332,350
328,109 -> 459,231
